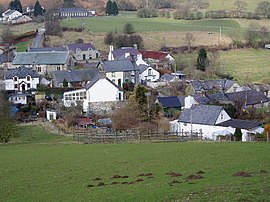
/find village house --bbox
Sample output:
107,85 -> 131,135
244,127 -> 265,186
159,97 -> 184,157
207,90 -> 269,108
138,64 -> 160,83
10,15 -> 32,24
1,9 -> 32,24
63,72 -> 124,114
156,96 -> 185,117
139,50 -> 175,69
12,50 -> 70,75
0,49 -> 15,69
170,96 -> 264,141
4,66 -> 39,92
108,46 -> 139,61
54,8 -> 95,18
98,59 -> 139,88
189,79 -> 240,96
8,93 -> 30,105
67,43 -> 100,63
51,69 -> 99,87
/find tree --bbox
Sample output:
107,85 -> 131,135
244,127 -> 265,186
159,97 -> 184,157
34,0 -> 44,17
192,0 -> 209,10
245,23 -> 262,48
234,128 -> 242,141
123,23 -> 135,34
14,0 -> 23,13
8,1 -> 15,10
106,0 -> 113,15
63,78 -> 68,87
44,10 -> 62,36
256,1 -> 270,18
112,1 -> 119,15
196,48 -> 208,71
234,0 -> 248,15
0,92 -> 16,143
183,32 -> 195,53
104,32 -> 114,45
63,0 -> 75,8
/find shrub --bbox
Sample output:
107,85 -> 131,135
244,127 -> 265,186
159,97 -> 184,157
234,128 -> 242,141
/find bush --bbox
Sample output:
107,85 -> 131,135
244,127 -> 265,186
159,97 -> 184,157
137,8 -> 158,18
104,33 -> 144,49
234,128 -> 242,141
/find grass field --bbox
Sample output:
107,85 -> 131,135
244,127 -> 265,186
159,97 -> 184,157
175,49 -> 270,84
208,0 -> 260,11
0,125 -> 269,201
15,40 -> 32,52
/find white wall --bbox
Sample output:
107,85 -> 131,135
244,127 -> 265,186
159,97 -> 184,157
215,109 -> 231,124
106,72 -> 123,87
87,79 -> 122,103
139,67 -> 160,82
5,77 -> 39,91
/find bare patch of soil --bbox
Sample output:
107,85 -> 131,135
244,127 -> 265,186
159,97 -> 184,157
93,177 -> 102,181
86,184 -> 95,187
186,174 -> 204,180
121,181 -> 128,185
166,172 -> 182,177
135,178 -> 144,182
196,170 -> 205,174
111,181 -> 119,185
259,170 -> 267,174
111,174 -> 122,179
121,175 -> 129,178
233,171 -> 251,177
98,182 -> 105,186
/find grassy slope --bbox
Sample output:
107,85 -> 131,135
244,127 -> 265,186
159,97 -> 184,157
0,126 -> 269,201
15,40 -> 32,52
208,0 -> 260,11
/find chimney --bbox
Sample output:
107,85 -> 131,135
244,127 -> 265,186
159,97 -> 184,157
125,52 -> 130,58
99,70 -> 106,79
133,44 -> 138,49
108,45 -> 114,61
184,95 -> 196,109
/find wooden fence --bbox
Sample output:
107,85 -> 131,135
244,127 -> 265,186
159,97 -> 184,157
73,131 -> 203,144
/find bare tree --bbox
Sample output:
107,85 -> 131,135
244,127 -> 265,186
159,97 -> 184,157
183,32 -> 195,53
234,0 -> 248,15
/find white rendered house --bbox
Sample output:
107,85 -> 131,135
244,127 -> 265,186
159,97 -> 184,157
138,64 -> 160,83
4,66 -> 39,92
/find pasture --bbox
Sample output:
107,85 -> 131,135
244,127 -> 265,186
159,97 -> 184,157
0,125 -> 269,201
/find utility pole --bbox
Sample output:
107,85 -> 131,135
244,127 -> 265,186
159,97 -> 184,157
219,26 -> 222,46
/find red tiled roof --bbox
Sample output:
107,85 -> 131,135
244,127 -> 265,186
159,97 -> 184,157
76,118 -> 93,126
139,50 -> 169,60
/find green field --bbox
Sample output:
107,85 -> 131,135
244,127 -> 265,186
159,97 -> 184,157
0,125 -> 269,201
15,40 -> 32,52
208,0 -> 261,11
62,16 -> 243,36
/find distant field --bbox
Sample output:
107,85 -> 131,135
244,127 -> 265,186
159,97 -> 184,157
0,22 -> 43,35
0,125 -> 269,201
62,17 -> 242,36
208,0 -> 261,11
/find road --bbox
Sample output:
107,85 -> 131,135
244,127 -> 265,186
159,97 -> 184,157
30,28 -> 45,48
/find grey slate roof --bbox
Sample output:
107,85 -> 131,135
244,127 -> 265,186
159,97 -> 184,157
85,73 -> 122,91
112,47 -> 139,60
28,47 -> 68,52
208,90 -> 269,105
58,8 -> 92,13
102,59 -> 138,72
4,10 -> 18,16
217,119 -> 262,130
191,79 -> 236,91
160,74 -> 175,81
157,96 -> 185,108
52,69 -> 99,83
0,53 -> 15,63
68,43 -> 96,52
193,95 -> 210,105
4,66 -> 39,79
179,105 -> 223,125
138,64 -> 149,74
13,52 -> 69,65
225,90 -> 269,105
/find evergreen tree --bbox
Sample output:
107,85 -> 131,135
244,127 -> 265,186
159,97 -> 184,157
112,2 -> 119,15
63,78 -> 68,87
63,0 -> 75,8
34,0 -> 43,17
196,48 -> 208,71
106,0 -> 113,15
8,1 -> 15,10
14,0 -> 23,13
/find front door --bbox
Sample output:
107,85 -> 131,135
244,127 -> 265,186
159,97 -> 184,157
21,84 -> 26,91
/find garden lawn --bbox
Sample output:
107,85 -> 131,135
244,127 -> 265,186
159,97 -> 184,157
0,126 -> 269,201
15,40 -> 32,52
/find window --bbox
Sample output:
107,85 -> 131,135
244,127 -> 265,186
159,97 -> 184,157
221,114 -> 224,120
13,76 -> 18,81
57,66 -> 61,71
37,67 -> 41,72
148,69 -> 152,76
27,84 -> 30,88
14,84 -> 18,89
111,72 -> 116,77
26,75 -> 31,81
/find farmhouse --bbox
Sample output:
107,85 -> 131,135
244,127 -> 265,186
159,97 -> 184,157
10,15 -> 32,24
1,9 -> 22,22
4,66 -> 39,92
108,46 -> 139,61
67,43 -> 100,63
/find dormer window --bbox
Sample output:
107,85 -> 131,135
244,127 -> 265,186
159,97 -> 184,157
26,75 -> 31,81
76,48 -> 81,54
13,76 -> 18,81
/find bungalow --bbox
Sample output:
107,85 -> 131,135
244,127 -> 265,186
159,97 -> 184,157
63,73 -> 124,114
139,50 -> 175,69
12,50 -> 70,75
156,96 -> 185,117
98,59 -> 139,88
138,64 -> 160,83
4,66 -> 39,92
11,15 -> 32,24
51,69 -> 99,87
8,93 -> 29,105
67,43 -> 100,63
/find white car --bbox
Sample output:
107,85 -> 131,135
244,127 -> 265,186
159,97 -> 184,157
265,44 -> 270,49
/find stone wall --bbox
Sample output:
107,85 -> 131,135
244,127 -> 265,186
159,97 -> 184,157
89,101 -> 124,115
